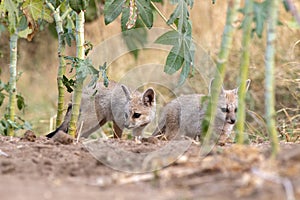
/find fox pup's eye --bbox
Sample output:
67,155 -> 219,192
133,112 -> 141,119
234,108 -> 237,113
221,107 -> 229,113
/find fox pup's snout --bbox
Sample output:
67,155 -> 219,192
221,105 -> 237,125
122,85 -> 156,132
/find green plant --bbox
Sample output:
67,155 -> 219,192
0,0 -> 52,136
0,77 -> 31,135
46,0 -> 74,128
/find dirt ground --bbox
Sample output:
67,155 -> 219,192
1,133 -> 300,200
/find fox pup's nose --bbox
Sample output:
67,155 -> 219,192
229,118 -> 236,124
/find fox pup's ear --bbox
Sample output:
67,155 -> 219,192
121,85 -> 132,100
208,78 -> 225,95
235,79 -> 251,94
142,88 -> 155,107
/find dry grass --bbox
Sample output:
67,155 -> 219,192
0,1 -> 299,139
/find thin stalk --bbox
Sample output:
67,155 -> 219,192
265,0 -> 280,157
46,1 -> 69,127
201,0 -> 241,148
68,10 -> 85,138
8,32 -> 18,136
150,2 -> 177,31
235,0 -> 253,144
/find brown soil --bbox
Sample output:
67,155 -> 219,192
1,135 -> 300,200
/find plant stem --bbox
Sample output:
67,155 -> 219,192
235,0 -> 253,144
68,10 -> 85,138
150,2 -> 177,31
265,0 -> 280,157
46,1 -> 68,128
201,0 -> 241,149
8,32 -> 18,136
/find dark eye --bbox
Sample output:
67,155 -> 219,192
221,107 -> 229,113
124,113 -> 128,119
234,108 -> 237,113
133,112 -> 141,118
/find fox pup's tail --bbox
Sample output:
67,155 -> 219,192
46,104 -> 72,138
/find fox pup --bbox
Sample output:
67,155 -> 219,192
152,79 -> 251,140
47,81 -> 156,138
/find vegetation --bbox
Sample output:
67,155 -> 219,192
201,0 -> 241,148
264,0 -> 280,157
45,1 -> 73,128
235,0 -> 253,144
0,0 -> 52,135
0,0 -> 299,158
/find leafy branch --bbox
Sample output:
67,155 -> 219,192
155,0 -> 195,85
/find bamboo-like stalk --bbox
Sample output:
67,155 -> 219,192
265,0 -> 280,157
201,0 -> 241,147
46,1 -> 68,128
235,0 -> 253,144
7,32 -> 18,136
68,10 -> 85,138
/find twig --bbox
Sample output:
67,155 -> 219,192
252,168 -> 295,200
76,121 -> 84,143
49,115 -> 56,132
0,149 -> 9,157
150,2 -> 177,31
61,7 -> 73,20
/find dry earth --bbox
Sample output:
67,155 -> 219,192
1,134 -> 300,200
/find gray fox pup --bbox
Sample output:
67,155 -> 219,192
152,79 -> 251,140
47,81 -> 156,138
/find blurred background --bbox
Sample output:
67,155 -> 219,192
0,1 -> 299,141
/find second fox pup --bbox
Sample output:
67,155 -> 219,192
47,81 -> 156,138
152,79 -> 251,140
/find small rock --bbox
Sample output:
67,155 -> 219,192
21,130 -> 36,142
51,130 -> 74,145
141,136 -> 159,144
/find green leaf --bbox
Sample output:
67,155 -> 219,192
2,0 -> 18,33
16,94 -> 25,111
104,0 -> 124,25
99,62 -> 109,87
17,15 -> 28,32
69,0 -> 90,13
136,0 -> 153,29
22,121 -> 32,130
253,1 -> 268,38
0,93 -> 4,106
18,27 -> 32,38
161,20 -> 194,84
167,0 -> 189,32
186,0 -> 194,8
164,45 -> 184,74
22,0 -> 54,23
170,0 -> 178,4
178,61 -> 191,86
62,75 -> 75,93
282,0 -> 289,12
155,30 -> 179,45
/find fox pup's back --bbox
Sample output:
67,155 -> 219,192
153,80 -> 251,140
47,81 -> 156,138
